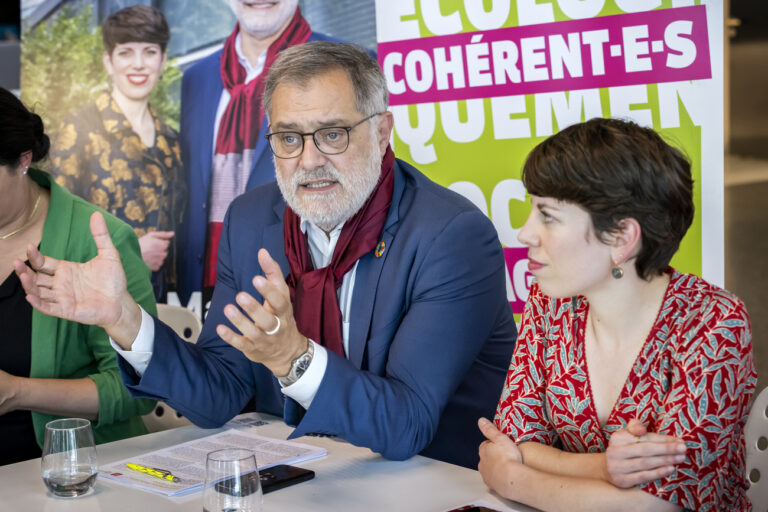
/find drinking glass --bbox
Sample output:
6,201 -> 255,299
41,418 -> 98,497
203,448 -> 263,512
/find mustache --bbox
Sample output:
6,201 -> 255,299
291,165 -> 344,187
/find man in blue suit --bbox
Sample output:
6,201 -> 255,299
177,0 -> 337,306
15,42 -> 517,469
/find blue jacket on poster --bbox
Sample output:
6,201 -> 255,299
118,159 -> 518,468
176,31 -> 338,304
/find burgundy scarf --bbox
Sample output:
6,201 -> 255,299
284,146 -> 396,356
203,9 -> 311,288
216,8 -> 310,154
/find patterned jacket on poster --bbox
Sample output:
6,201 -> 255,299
50,91 -> 185,292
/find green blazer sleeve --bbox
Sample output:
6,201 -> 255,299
29,169 -> 157,446
86,215 -> 157,431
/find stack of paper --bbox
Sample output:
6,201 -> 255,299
99,427 -> 327,497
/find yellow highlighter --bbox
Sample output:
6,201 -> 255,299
126,463 -> 181,483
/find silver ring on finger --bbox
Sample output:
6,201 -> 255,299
264,315 -> 281,336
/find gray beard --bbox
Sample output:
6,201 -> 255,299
276,143 -> 383,232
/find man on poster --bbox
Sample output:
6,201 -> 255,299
177,0 -> 337,307
14,42 -> 517,469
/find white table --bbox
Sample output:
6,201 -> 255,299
0,414 -> 534,512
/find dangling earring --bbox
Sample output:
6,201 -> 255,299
611,255 -> 624,279
22,166 -> 29,175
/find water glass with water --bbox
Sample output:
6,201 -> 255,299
203,448 -> 263,512
41,418 -> 98,497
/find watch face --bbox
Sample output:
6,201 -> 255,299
295,354 -> 312,374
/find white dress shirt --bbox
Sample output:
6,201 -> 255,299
111,218 -> 358,411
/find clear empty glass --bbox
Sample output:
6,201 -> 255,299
41,418 -> 98,497
203,448 -> 263,512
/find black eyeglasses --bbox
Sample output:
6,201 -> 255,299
265,113 -> 382,159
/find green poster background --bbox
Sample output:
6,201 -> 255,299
389,1 -> 707,294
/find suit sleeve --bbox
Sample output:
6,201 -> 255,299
117,203 -> 284,426
288,209 -> 510,460
86,219 -> 157,426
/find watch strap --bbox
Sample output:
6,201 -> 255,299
278,341 -> 315,387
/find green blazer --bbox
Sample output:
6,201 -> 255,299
29,169 -> 156,446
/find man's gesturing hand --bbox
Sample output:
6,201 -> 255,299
12,211 -> 141,347
216,248 -> 308,377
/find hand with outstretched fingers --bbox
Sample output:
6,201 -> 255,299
215,248 -> 308,377
12,211 -> 141,347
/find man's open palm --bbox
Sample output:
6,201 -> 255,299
13,211 -> 128,329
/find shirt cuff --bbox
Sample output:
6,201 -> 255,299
280,340 -> 327,410
109,307 -> 155,377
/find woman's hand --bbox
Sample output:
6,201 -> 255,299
477,417 -> 523,500
138,231 -> 174,271
604,419 -> 687,488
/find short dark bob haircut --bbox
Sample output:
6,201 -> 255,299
522,117 -> 694,280
102,5 -> 170,55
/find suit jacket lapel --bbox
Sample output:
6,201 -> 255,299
246,117 -> 272,189
347,162 -> 405,369
200,69 -> 223,196
267,198 -> 290,276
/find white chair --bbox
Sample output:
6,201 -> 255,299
141,304 -> 203,432
155,303 -> 202,343
746,386 -> 768,511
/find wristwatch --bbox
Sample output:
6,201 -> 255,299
278,341 -> 314,387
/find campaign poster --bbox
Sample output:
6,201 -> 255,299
20,0 -> 377,310
376,0 -> 723,314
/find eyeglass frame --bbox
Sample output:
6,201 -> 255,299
264,112 -> 383,159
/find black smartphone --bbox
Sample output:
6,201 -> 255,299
215,465 -> 314,497
445,507 -> 502,512
260,464 -> 315,494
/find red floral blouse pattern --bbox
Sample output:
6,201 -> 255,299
495,270 -> 757,511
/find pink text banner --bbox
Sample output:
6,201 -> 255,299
379,5 -> 710,106
504,247 -> 533,315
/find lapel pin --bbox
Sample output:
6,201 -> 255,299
374,241 -> 386,258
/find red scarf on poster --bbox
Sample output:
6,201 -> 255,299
284,146 -> 396,356
203,9 -> 311,288
215,9 -> 311,154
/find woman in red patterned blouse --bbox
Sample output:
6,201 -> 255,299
478,118 -> 757,511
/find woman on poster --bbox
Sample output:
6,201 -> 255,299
478,118 -> 756,511
50,5 -> 184,301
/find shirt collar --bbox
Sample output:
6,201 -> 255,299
300,218 -> 345,269
235,32 -> 267,82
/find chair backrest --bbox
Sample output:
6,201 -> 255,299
142,402 -> 192,433
156,304 -> 202,343
142,304 -> 202,432
746,386 -> 768,511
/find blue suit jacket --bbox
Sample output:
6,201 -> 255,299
121,160 -> 517,468
176,31 -> 338,304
